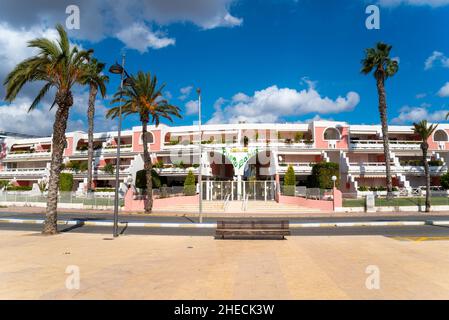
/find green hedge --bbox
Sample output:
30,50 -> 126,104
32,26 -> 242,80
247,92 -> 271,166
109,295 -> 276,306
307,162 -> 339,189
184,170 -> 196,196
283,165 -> 296,196
136,169 -> 161,190
59,173 -> 74,191
441,173 -> 449,190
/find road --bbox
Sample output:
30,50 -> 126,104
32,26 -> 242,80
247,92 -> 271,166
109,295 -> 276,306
1,211 -> 449,237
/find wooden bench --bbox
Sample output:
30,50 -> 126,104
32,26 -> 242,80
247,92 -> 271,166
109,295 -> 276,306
216,220 -> 290,240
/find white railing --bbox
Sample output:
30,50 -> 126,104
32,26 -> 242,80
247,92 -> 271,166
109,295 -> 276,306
350,140 -> 421,150
223,193 -> 231,211
0,168 -> 47,176
348,162 -> 447,175
155,167 -> 200,174
241,194 -> 249,211
5,151 -> 51,159
277,162 -> 314,173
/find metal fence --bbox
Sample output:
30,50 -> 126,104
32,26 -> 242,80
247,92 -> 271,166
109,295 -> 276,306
0,191 -> 122,208
342,191 -> 449,208
202,180 -> 276,201
279,186 -> 333,200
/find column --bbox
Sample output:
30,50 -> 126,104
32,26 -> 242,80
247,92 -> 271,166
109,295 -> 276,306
237,175 -> 242,200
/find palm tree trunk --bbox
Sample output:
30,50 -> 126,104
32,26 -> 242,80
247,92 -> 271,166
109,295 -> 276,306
376,73 -> 393,200
141,120 -> 153,213
422,144 -> 431,212
87,84 -> 97,193
43,91 -> 72,235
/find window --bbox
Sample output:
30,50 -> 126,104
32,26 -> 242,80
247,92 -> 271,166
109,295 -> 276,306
323,128 -> 340,140
434,130 -> 448,142
140,132 -> 154,144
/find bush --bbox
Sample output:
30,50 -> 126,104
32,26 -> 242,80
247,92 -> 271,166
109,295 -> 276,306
102,163 -> 115,174
294,132 -> 304,143
0,180 -> 9,189
136,169 -> 162,190
283,165 -> 296,196
184,170 -> 196,196
358,186 -> 368,191
429,160 -> 444,167
94,188 -> 115,192
307,162 -> 339,189
441,173 -> 449,190
59,173 -> 73,191
6,185 -> 32,191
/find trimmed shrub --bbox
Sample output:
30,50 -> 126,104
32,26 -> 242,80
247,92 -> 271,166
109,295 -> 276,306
136,169 -> 162,190
184,170 -> 196,196
6,185 -> 32,191
59,173 -> 74,191
102,163 -> 115,174
283,165 -> 296,196
307,162 -> 339,189
441,172 -> 449,190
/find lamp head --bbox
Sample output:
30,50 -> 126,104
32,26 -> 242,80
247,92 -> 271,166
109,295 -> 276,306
331,175 -> 337,182
109,62 -> 124,75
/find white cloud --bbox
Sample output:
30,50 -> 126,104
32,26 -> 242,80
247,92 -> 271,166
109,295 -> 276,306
185,100 -> 198,115
424,51 -> 449,70
416,93 -> 427,99
116,23 -> 175,53
377,0 -> 449,7
392,104 -> 449,124
0,1 -> 242,52
207,81 -> 360,124
179,86 -> 193,101
438,82 -> 449,97
0,98 -> 55,136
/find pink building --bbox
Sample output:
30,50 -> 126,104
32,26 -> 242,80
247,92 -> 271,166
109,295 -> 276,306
0,121 -> 447,197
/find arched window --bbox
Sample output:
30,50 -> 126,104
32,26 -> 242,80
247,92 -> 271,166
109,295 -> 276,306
323,128 -> 340,140
140,132 -> 154,144
434,130 -> 448,142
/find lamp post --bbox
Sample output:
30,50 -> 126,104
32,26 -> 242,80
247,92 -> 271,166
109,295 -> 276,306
197,88 -> 203,223
109,55 -> 128,238
331,175 -> 337,212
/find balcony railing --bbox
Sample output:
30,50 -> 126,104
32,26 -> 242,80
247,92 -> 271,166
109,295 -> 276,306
5,150 -> 51,159
277,162 -> 315,173
348,162 -> 447,175
0,167 -> 47,176
350,139 -> 421,150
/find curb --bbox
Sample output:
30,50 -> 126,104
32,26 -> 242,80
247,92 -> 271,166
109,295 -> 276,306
0,218 -> 431,228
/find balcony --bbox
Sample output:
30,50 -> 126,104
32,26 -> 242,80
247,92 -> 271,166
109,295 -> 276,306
73,145 -> 133,156
0,167 -> 47,177
155,165 -> 200,176
348,162 -> 447,175
350,139 -> 421,151
277,162 -> 314,174
5,150 -> 51,159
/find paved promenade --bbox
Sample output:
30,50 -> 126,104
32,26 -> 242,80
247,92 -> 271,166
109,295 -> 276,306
1,230 -> 449,299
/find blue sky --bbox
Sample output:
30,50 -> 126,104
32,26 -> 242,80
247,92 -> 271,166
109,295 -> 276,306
0,0 -> 449,135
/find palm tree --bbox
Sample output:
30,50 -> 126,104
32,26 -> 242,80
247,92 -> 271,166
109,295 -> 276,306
3,24 -> 92,234
106,71 -> 181,213
361,42 -> 399,199
80,59 -> 109,193
413,120 -> 438,212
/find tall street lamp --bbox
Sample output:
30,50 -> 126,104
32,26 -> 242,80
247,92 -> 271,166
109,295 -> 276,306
197,88 -> 203,223
108,54 -> 132,238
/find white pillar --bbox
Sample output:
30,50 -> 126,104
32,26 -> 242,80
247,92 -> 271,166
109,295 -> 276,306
237,175 -> 242,200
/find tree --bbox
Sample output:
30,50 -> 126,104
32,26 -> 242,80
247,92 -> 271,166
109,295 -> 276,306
441,172 -> 449,190
136,169 -> 161,189
184,170 -> 196,196
308,162 -> 339,189
107,72 -> 181,213
4,24 -> 91,235
59,173 -> 74,192
79,58 -> 109,193
413,120 -> 438,212
361,42 -> 399,199
283,165 -> 296,196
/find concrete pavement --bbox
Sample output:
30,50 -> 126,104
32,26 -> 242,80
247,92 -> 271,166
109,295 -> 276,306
2,230 -> 449,299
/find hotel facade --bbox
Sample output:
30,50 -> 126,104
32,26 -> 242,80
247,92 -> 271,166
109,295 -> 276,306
0,120 -> 448,199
